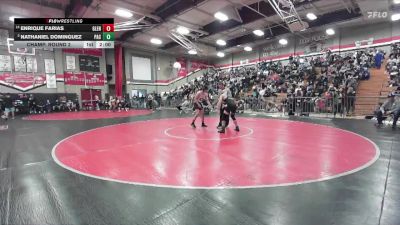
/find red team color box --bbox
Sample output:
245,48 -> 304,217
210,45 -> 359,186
102,24 -> 114,32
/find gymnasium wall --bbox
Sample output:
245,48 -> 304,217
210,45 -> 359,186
213,21 -> 400,68
127,68 -> 207,95
123,47 -> 217,96
123,48 -> 179,84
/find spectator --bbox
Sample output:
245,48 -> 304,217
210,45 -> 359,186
3,93 -> 15,120
28,94 -> 37,114
74,98 -> 80,111
45,99 -> 52,113
374,50 -> 384,69
387,95 -> 400,129
176,97 -> 191,114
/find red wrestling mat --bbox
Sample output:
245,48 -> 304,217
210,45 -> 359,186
24,110 -> 152,121
52,118 -> 379,188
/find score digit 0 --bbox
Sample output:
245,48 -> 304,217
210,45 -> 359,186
102,24 -> 114,32
102,32 -> 115,41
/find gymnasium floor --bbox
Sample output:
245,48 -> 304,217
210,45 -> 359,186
0,110 -> 399,225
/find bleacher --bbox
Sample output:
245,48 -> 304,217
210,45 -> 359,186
164,49 -> 381,117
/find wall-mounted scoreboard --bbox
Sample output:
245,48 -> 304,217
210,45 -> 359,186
13,18 -> 114,49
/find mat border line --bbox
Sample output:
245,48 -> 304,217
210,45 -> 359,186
22,110 -> 153,121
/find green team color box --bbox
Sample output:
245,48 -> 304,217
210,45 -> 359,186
102,32 -> 115,41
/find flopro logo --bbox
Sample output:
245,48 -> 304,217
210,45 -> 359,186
367,11 -> 388,19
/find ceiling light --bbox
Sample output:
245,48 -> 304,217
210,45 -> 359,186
394,0 -> 400,4
115,9 -> 133,18
150,38 -> 162,45
326,28 -> 335,35
306,13 -> 317,21
244,46 -> 252,51
253,29 -> 264,36
177,26 -> 190,35
217,52 -> 225,57
279,38 -> 288,45
214,11 -> 228,21
392,13 -> 400,21
216,39 -> 226,46
188,49 -> 197,55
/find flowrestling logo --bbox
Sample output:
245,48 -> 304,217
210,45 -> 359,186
367,11 -> 388,19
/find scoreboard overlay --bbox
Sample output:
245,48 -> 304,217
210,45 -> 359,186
13,18 -> 114,49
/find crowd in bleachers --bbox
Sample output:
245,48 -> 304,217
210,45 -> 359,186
372,43 -> 400,128
165,48 -> 385,115
386,43 -> 400,90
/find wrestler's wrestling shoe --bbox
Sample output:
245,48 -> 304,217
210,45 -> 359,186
201,123 -> 208,127
235,126 -> 240,132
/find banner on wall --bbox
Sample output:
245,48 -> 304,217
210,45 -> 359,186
262,43 -> 286,58
46,74 -> 57,89
64,71 -> 85,85
26,57 -> 37,73
299,33 -> 329,45
13,55 -> 26,72
85,72 -> 105,86
0,55 -> 11,71
298,32 -> 334,55
190,60 -> 211,71
66,55 -> 76,70
64,71 -> 105,86
0,73 -> 46,91
44,59 -> 55,74
62,48 -> 103,56
355,38 -> 374,48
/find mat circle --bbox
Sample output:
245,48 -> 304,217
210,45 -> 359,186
164,125 -> 253,140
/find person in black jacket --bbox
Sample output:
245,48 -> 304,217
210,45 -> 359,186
0,93 -> 4,119
3,93 -> 15,120
217,94 -> 240,133
28,94 -> 37,114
